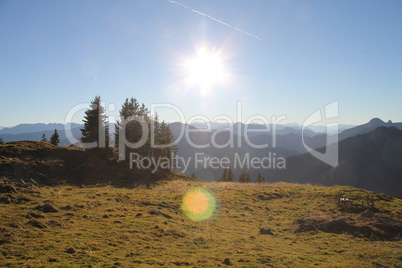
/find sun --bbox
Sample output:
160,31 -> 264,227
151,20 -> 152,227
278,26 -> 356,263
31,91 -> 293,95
186,47 -> 225,89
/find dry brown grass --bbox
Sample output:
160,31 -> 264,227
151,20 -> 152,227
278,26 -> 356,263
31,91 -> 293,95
0,179 -> 400,267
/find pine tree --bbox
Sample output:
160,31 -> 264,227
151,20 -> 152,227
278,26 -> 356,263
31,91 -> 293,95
115,99 -> 178,170
0,138 -> 4,144
219,169 -> 227,182
257,172 -> 266,183
239,171 -> 244,183
227,168 -> 234,182
159,121 -> 178,158
81,96 -> 109,148
41,133 -> 47,142
151,121 -> 178,171
115,98 -> 140,148
151,113 -> 161,158
138,103 -> 153,158
115,98 -> 144,158
244,171 -> 250,183
50,129 -> 60,146
239,171 -> 250,183
191,172 -> 197,179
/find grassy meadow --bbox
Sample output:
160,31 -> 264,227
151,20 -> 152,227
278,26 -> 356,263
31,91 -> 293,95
0,180 -> 401,267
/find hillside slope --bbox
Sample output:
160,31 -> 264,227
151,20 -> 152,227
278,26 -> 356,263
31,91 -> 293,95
269,127 -> 402,197
0,179 -> 401,267
0,141 -> 191,187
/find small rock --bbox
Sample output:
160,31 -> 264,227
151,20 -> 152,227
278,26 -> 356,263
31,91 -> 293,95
222,258 -> 231,265
65,247 -> 76,254
135,213 -> 142,217
260,228 -> 275,235
102,215 -> 109,218
35,204 -> 58,213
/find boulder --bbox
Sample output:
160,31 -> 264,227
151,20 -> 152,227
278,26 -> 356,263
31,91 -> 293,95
222,258 -> 231,265
35,204 -> 58,213
260,228 -> 275,235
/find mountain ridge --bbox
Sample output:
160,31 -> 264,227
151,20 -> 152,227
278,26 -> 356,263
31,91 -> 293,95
269,126 -> 402,197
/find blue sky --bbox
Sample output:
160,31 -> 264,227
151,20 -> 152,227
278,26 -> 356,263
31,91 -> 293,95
1,0 -> 401,127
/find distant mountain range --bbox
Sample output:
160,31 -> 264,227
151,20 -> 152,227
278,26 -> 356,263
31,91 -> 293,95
0,123 -> 83,146
310,118 -> 402,143
338,118 -> 402,140
268,126 -> 402,197
169,122 -> 300,181
169,119 -> 402,197
189,121 -> 355,135
0,123 -> 82,135
1,119 -> 402,196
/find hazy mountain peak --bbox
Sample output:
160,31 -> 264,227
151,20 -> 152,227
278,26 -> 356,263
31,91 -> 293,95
368,118 -> 385,126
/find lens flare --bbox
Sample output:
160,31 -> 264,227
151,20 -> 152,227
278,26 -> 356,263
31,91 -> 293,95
182,188 -> 217,221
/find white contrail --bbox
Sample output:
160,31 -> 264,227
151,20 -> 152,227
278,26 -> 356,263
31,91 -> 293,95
166,0 -> 262,40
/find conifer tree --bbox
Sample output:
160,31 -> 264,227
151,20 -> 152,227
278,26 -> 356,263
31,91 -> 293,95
151,120 -> 178,171
41,133 -> 47,142
239,171 -> 244,183
50,129 -> 60,146
257,172 -> 266,183
115,98 -> 143,158
81,96 -> 109,148
219,169 -> 227,182
227,168 -> 234,182
244,171 -> 251,183
151,113 -> 162,159
159,121 -> 178,159
0,138 -> 4,144
191,172 -> 197,179
239,171 -> 251,183
115,99 -> 178,171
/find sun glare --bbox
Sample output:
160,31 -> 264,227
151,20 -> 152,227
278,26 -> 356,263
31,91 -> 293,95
186,47 -> 225,89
